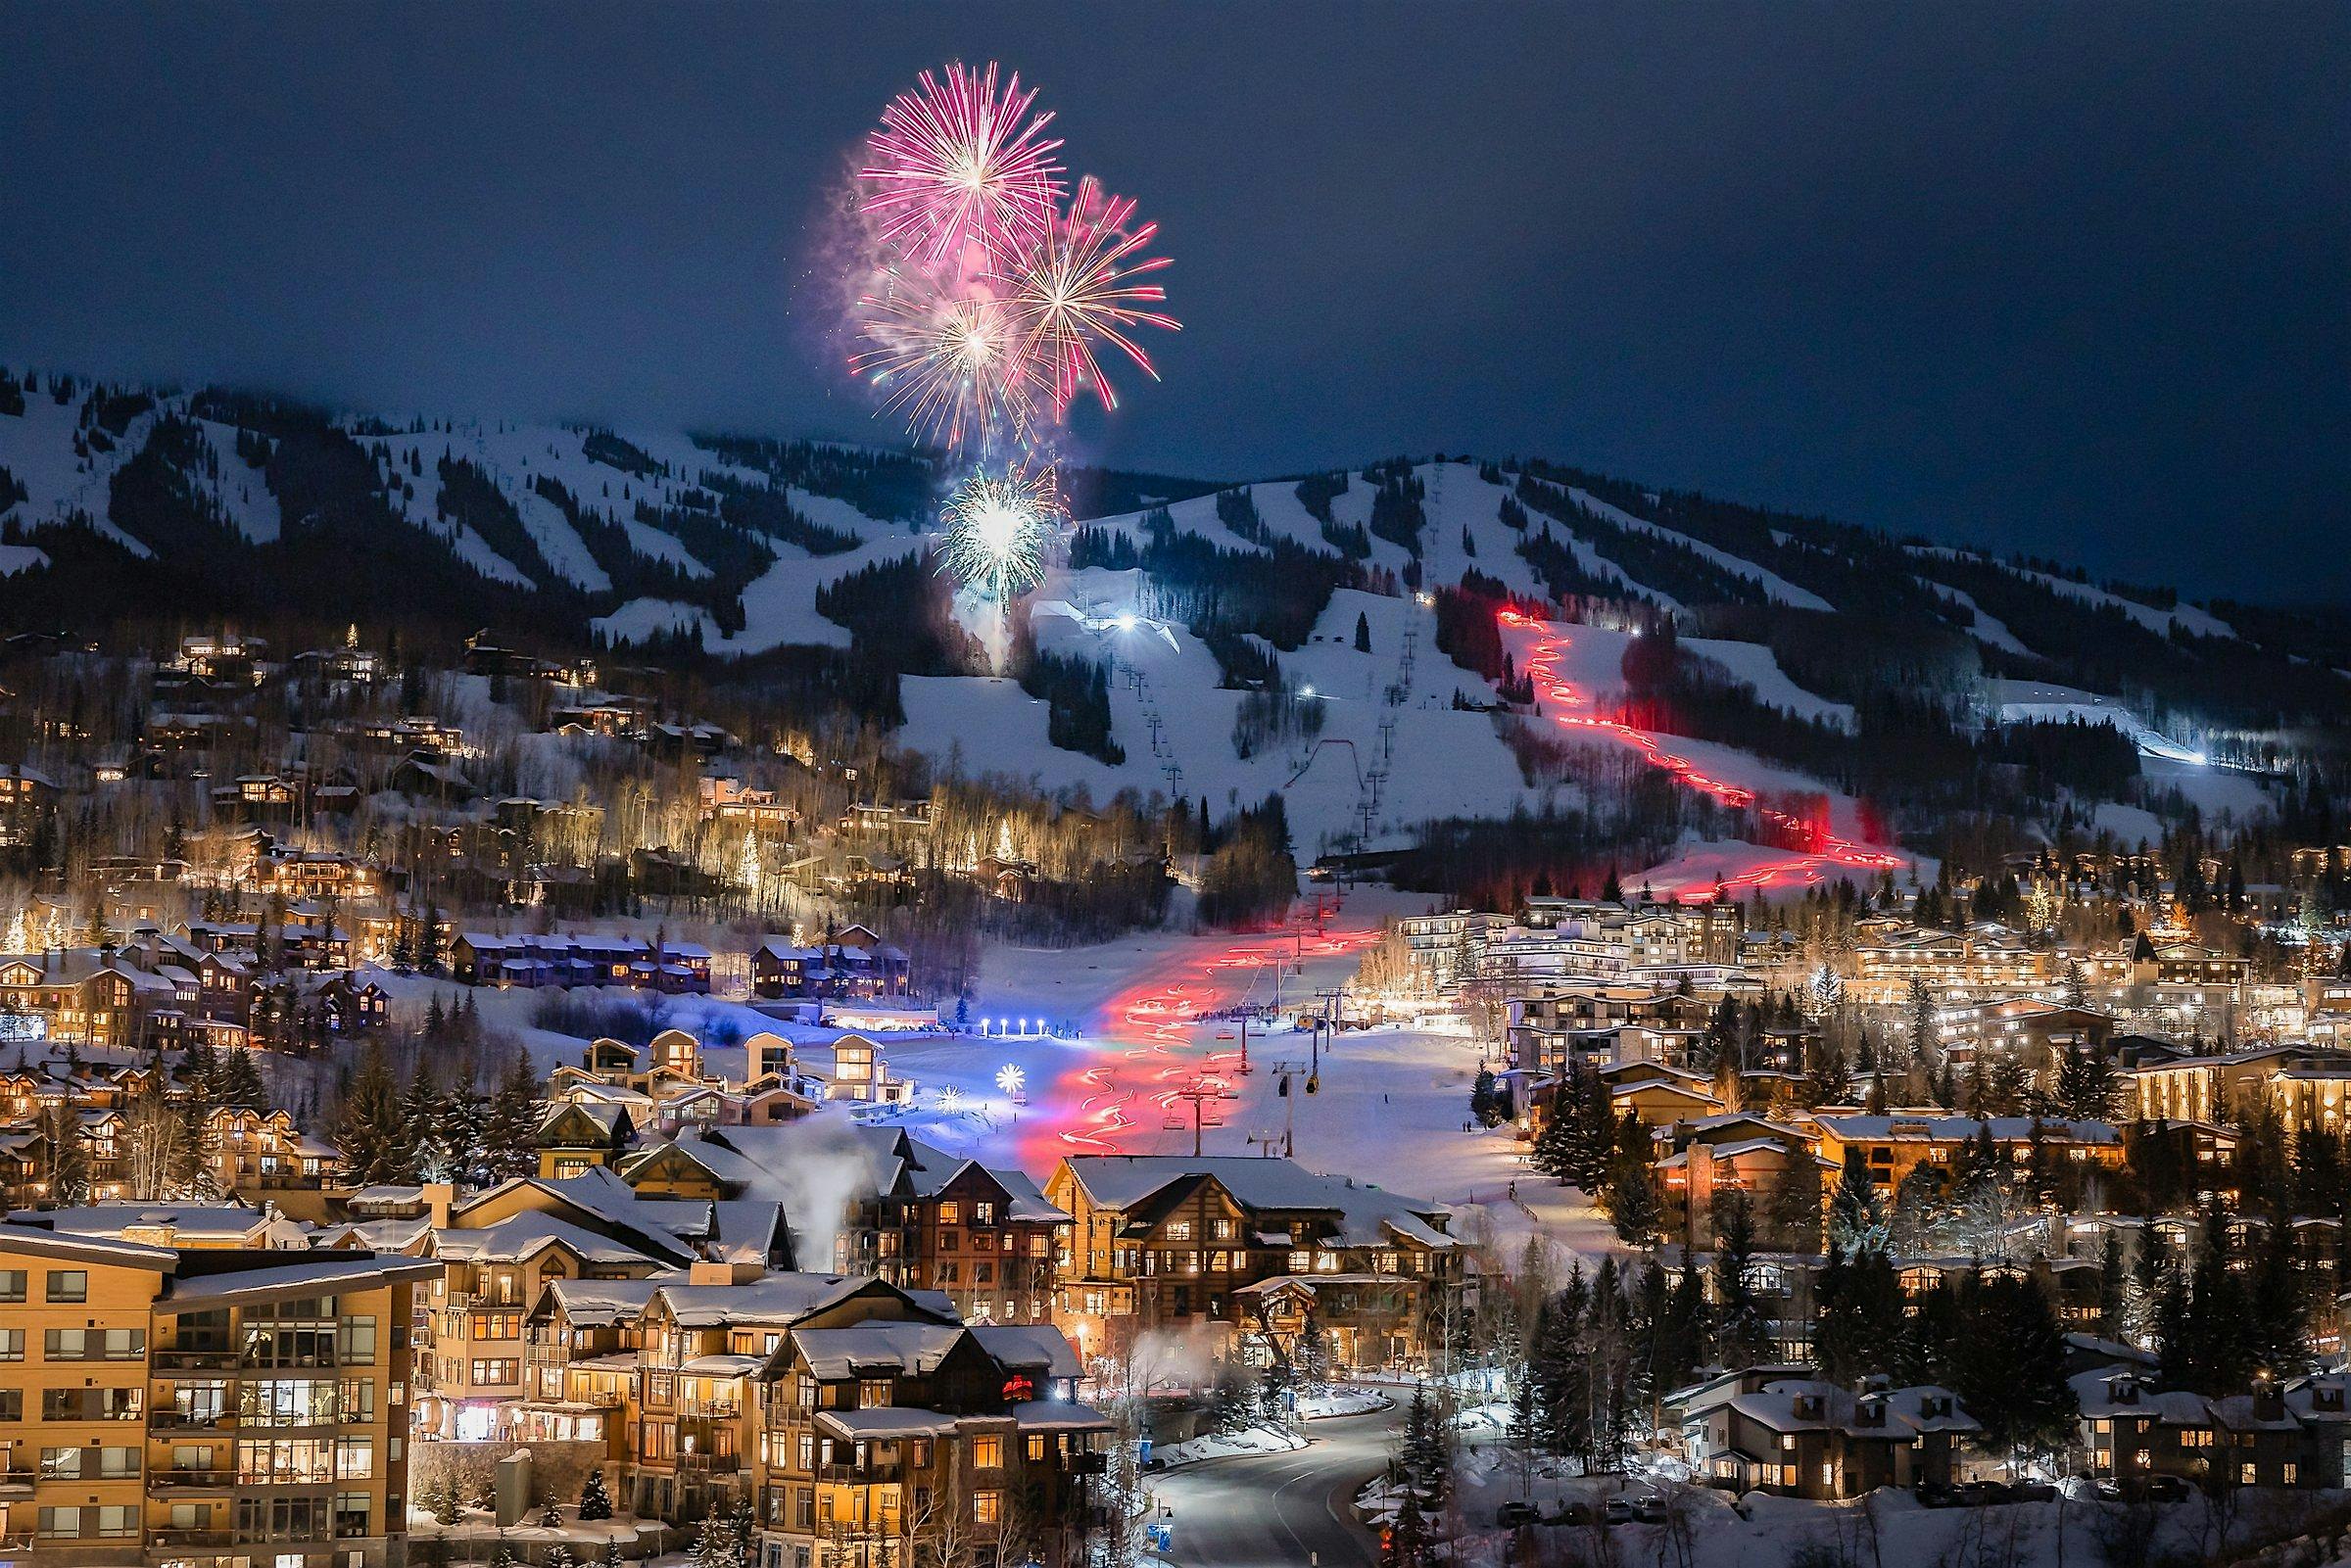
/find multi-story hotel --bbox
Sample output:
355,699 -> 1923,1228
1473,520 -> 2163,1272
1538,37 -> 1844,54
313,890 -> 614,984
1043,1155 -> 1460,1368
0,1220 -> 429,1568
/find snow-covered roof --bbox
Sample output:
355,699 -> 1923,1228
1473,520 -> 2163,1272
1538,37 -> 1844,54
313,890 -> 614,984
792,1321 -> 965,1380
1007,1399 -> 1113,1431
1060,1156 -> 1452,1250
1728,1378 -> 1980,1439
33,1204 -> 278,1242
163,1254 -> 440,1309
536,1275 -> 675,1326
815,1406 -> 959,1439
970,1323 -> 1081,1380
654,1272 -> 883,1329
432,1213 -> 668,1268
1813,1114 -> 2119,1146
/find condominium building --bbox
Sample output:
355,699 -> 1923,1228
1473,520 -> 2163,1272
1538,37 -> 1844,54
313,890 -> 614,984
0,1221 -> 430,1568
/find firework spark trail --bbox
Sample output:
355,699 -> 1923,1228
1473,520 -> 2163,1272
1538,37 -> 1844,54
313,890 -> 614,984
1002,175 -> 1178,416
851,273 -> 1036,451
860,61 -> 1064,267
1497,610 -> 1904,898
846,62 -> 1179,465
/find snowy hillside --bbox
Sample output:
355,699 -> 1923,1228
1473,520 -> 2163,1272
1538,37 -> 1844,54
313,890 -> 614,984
0,365 -> 2319,867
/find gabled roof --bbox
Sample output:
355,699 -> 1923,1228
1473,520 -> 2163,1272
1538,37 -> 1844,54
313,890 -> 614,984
970,1323 -> 1082,1380
792,1321 -> 967,1379
1058,1156 -> 1452,1250
654,1271 -> 898,1329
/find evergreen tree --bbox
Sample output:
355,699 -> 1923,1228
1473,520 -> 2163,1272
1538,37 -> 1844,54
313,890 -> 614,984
576,1468 -> 612,1522
1532,1267 -> 1590,1457
396,1069 -> 442,1184
334,1041 -> 408,1187
1661,1258 -> 1710,1390
1502,1372 -> 1542,1500
1904,976 -> 1937,1069
482,1050 -> 543,1179
1709,1189 -> 1770,1370
2095,1230 -> 2129,1342
1947,1271 -> 2076,1463
1468,1066 -> 1500,1128
1393,1382 -> 1453,1515
1812,1244 -> 1904,1386
1826,1150 -> 1890,1259
1599,1111 -> 1664,1248
2051,1045 -> 2115,1121
218,1047 -> 267,1111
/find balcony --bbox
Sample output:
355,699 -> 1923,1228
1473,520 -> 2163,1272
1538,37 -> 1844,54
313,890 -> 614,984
154,1348 -> 239,1372
152,1410 -> 236,1433
0,1467 -> 33,1496
151,1529 -> 236,1548
150,1469 -> 238,1491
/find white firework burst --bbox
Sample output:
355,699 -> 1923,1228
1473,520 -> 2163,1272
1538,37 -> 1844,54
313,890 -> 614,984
940,465 -> 1063,601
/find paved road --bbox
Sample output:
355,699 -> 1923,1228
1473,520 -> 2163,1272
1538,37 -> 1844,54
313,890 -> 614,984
1154,1408 -> 1399,1568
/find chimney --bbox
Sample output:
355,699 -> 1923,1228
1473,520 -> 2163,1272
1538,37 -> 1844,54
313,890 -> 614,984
689,1259 -> 761,1287
423,1181 -> 455,1229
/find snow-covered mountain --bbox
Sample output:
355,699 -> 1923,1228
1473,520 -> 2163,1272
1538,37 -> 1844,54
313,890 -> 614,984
0,366 -> 2327,866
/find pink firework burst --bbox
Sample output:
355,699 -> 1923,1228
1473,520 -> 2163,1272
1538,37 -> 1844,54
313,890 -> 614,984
861,62 -> 1065,268
1005,175 -> 1178,416
850,269 -> 1039,451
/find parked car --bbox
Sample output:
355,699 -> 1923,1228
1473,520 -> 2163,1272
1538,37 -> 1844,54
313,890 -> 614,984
2094,1474 -> 2191,1503
1497,1501 -> 1541,1529
1603,1498 -> 1635,1525
1916,1481 -> 1962,1509
1955,1480 -> 2017,1506
1631,1495 -> 1672,1524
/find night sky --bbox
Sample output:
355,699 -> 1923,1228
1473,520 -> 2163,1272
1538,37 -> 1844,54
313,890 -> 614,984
1,2 -> 2342,601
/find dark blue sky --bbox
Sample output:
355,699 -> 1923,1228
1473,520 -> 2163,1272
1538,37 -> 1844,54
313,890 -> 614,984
2,2 -> 2342,600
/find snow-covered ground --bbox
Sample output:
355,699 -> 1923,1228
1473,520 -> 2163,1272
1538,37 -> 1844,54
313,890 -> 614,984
900,569 -> 1569,854
1912,546 -> 2236,641
1684,636 -> 1854,730
1151,1422 -> 1306,1469
1991,679 -> 2209,765
1562,486 -> 1836,611
1421,1462 -> 2349,1568
1924,579 -> 2035,656
372,892 -> 1622,1279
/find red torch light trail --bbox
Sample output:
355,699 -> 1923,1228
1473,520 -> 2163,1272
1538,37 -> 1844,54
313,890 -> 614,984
1496,609 -> 1903,900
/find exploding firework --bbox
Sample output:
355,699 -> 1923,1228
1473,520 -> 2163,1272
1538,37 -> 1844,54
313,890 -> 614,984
940,465 -> 1063,601
851,271 -> 1037,450
846,63 -> 1176,455
1005,175 -> 1179,416
861,61 -> 1064,268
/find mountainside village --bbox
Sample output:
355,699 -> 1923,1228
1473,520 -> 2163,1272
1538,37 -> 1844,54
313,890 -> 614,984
0,610 -> 2341,1567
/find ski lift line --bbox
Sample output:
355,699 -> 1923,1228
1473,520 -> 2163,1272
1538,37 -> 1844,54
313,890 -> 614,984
1280,736 -> 1367,793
